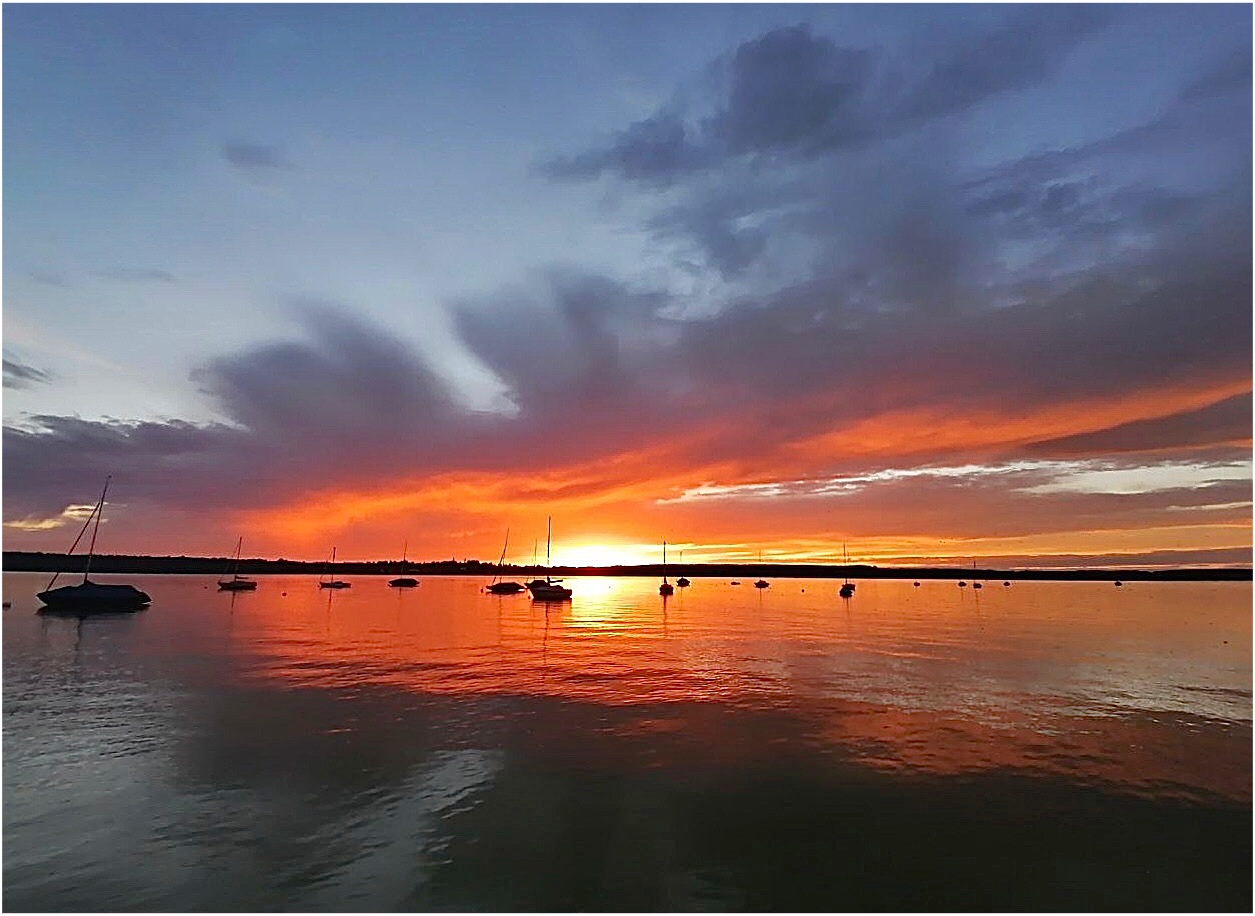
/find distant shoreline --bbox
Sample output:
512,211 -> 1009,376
3,551 -> 1249,582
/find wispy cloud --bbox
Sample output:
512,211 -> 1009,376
2,357 -> 55,390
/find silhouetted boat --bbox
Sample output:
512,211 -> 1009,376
971,559 -> 983,588
753,550 -> 769,588
528,518 -> 572,600
659,540 -> 674,595
485,529 -> 525,594
730,581 -> 741,586
839,543 -> 856,598
389,540 -> 418,588
676,549 -> 690,588
318,547 -> 351,589
36,476 -> 151,612
218,536 -> 258,591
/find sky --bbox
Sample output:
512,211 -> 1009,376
3,3 -> 1251,568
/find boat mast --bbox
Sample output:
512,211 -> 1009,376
82,475 -> 111,584
663,540 -> 668,584
546,517 -> 552,582
491,528 -> 510,586
230,536 -> 244,581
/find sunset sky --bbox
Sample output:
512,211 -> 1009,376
3,4 -> 1251,568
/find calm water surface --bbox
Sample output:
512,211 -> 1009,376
3,573 -> 1250,911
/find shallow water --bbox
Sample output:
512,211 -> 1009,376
3,573 -> 1250,911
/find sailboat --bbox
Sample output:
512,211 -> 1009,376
659,540 -> 674,595
318,547 -> 351,589
36,476 -> 151,611
389,541 -> 419,588
218,536 -> 258,591
753,550 -> 769,588
676,549 -> 690,588
971,559 -> 983,589
839,543 -> 856,598
485,529 -> 525,594
527,518 -> 572,600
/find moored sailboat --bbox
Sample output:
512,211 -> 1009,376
485,529 -> 525,594
839,543 -> 855,598
527,518 -> 572,600
37,476 -> 151,612
389,541 -> 418,588
318,547 -> 351,589
659,540 -> 674,596
218,536 -> 258,591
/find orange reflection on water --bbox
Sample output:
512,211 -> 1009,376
211,576 -> 1249,802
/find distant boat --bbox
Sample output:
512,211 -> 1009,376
218,536 -> 258,591
527,518 -> 572,600
659,540 -> 674,595
1003,581 -> 1011,587
676,549 -> 690,588
839,542 -> 856,598
485,529 -> 525,594
1114,580 -> 1123,587
318,547 -> 351,589
971,559 -> 983,588
913,581 -> 921,587
730,581 -> 741,586
753,550 -> 769,588
389,540 -> 418,588
36,476 -> 151,612
958,581 -> 967,587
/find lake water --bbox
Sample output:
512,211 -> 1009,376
3,572 -> 1250,911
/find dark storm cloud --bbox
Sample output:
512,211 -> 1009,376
2,357 -> 54,390
223,141 -> 292,172
542,9 -> 1106,184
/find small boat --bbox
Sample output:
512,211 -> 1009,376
958,581 -> 967,587
730,581 -> 741,586
318,547 -> 351,589
839,542 -> 856,597
659,540 -> 674,595
675,550 -> 690,588
753,550 -> 769,588
527,518 -> 572,600
485,529 -> 525,594
971,559 -> 983,588
218,536 -> 258,591
1003,581 -> 1011,587
389,541 -> 419,588
913,582 -> 921,587
1114,580 -> 1123,587
37,476 -> 151,612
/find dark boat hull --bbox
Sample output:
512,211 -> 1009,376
486,582 -> 525,594
218,579 -> 257,591
37,582 -> 151,612
389,578 -> 419,588
528,584 -> 572,600
319,581 -> 351,589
